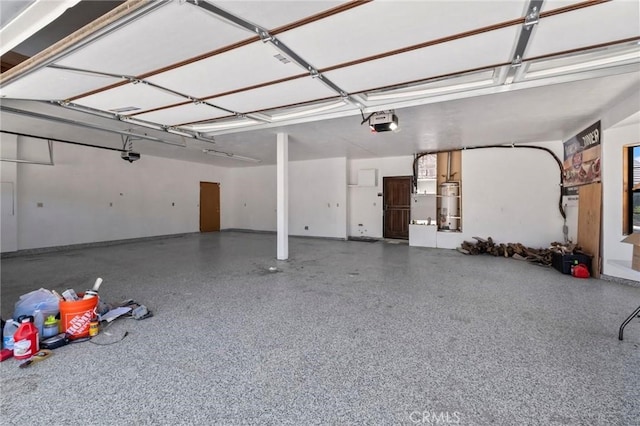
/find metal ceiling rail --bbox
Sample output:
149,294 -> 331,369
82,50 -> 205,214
47,63 -> 239,117
48,65 -> 266,129
66,1 -> 369,102
0,105 -> 186,148
186,0 -> 358,106
503,0 -> 545,84
28,63 -> 218,144
89,0 -> 613,119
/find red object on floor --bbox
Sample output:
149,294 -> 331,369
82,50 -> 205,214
13,318 -> 39,360
0,348 -> 13,361
572,263 -> 590,278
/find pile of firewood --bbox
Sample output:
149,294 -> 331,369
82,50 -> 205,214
458,237 -> 582,266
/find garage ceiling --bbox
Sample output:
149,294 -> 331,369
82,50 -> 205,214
1,0 -> 639,167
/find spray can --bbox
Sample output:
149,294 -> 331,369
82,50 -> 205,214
83,278 -> 103,300
13,316 -> 39,360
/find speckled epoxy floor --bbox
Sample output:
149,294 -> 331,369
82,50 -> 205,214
1,231 -> 639,425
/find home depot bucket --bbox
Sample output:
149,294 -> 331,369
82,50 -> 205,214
59,296 -> 98,339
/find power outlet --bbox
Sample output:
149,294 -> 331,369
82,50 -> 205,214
304,226 -> 309,230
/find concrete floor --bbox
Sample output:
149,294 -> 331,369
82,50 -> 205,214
1,231 -> 639,425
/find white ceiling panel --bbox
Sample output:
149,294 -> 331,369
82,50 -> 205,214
211,78 -> 337,113
277,0 -> 527,69
133,103 -> 230,127
147,41 -> 305,99
527,1 -> 640,58
325,26 -> 518,94
55,1 -> 252,76
212,1 -> 344,30
540,1 -> 588,13
0,67 -> 120,100
73,83 -> 186,115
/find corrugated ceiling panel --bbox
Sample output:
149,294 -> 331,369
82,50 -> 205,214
527,1 -> 640,57
212,1 -> 344,30
211,78 -> 336,113
55,1 -> 252,76
133,103 -> 230,127
0,67 -> 120,100
146,41 -> 305,99
277,0 -> 527,69
325,26 -> 518,94
73,83 -> 186,114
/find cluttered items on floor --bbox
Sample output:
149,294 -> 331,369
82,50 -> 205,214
457,237 -> 592,277
1,277 -> 152,366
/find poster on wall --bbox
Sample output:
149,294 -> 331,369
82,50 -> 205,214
563,121 -> 602,188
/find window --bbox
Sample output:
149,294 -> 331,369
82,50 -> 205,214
633,146 -> 640,233
624,145 -> 640,234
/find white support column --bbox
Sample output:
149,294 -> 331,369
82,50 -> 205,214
276,132 -> 289,260
1,133 -> 18,253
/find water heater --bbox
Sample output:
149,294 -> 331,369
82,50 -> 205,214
439,182 -> 459,231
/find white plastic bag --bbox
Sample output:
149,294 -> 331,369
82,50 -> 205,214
13,288 -> 60,319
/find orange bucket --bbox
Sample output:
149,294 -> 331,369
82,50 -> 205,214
59,296 -> 98,339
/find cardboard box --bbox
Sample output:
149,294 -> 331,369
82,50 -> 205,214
621,234 -> 640,272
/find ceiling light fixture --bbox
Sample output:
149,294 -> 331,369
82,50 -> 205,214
366,79 -> 495,101
109,106 -> 141,113
120,117 -> 166,132
525,50 -> 640,80
270,100 -> 347,121
369,112 -> 399,133
188,118 -> 259,132
166,127 -> 196,138
202,149 -> 260,163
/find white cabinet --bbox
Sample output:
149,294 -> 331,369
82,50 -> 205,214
409,224 -> 437,247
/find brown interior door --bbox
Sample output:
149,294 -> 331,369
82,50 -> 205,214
200,182 -> 220,232
383,176 -> 411,239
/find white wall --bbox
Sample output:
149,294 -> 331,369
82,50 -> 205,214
12,138 -> 229,251
1,134 -> 18,252
602,120 -> 640,281
8,132 -> 616,262
346,150 -> 566,247
460,144 -> 567,248
225,157 -> 348,239
348,156 -> 413,238
290,157 -> 347,239
225,165 -> 277,232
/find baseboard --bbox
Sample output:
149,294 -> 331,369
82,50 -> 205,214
222,228 -> 346,241
0,232 -> 199,258
601,274 -> 640,289
1,230 -> 351,258
221,228 -> 276,234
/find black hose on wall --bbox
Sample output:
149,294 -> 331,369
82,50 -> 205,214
412,145 -> 566,219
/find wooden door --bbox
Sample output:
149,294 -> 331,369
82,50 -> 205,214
383,176 -> 411,239
577,182 -> 602,278
200,182 -> 220,232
